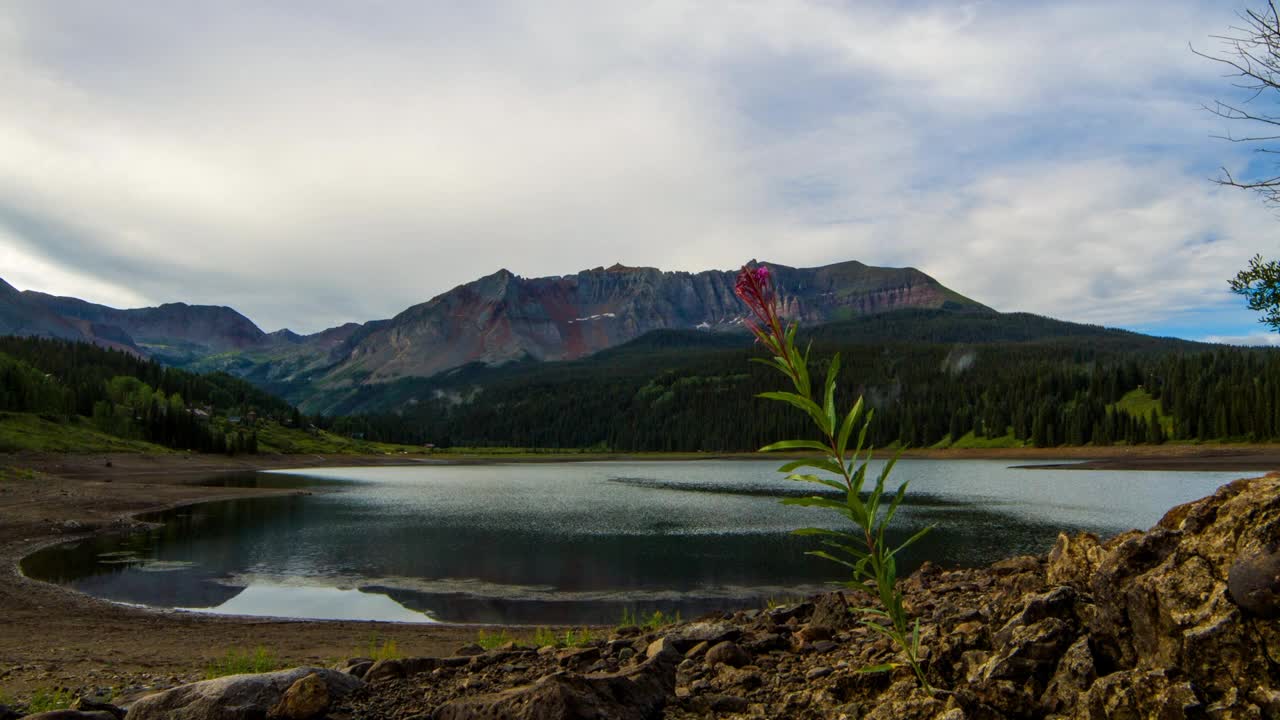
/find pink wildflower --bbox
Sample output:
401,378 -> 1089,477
733,264 -> 783,350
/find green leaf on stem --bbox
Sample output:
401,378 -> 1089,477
758,438 -> 830,453
822,353 -> 841,435
757,392 -> 829,433
785,473 -> 848,493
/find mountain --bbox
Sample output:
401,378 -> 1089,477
176,260 -> 988,403
304,260 -> 986,381
0,279 -> 142,353
20,291 -> 267,364
0,259 -> 1052,410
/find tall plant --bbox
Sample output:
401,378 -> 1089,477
734,263 -> 933,690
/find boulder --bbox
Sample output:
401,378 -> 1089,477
662,622 -> 740,651
703,641 -> 750,669
70,696 -> 124,720
1227,545 -> 1280,618
267,672 -> 328,719
124,667 -> 363,720
20,707 -> 117,712
807,591 -> 852,632
434,646 -> 678,720
1045,533 -> 1105,588
1083,477 -> 1280,714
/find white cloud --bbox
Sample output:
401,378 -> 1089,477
1203,332 -> 1280,346
0,1 -> 1269,336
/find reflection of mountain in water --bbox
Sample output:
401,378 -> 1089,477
181,584 -> 436,623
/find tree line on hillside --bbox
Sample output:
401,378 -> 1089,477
0,337 -> 293,453
2,334 -> 1278,454
313,340 -> 1280,452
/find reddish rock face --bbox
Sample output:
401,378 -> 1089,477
320,260 -> 985,383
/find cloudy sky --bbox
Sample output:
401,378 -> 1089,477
2,1 -> 1279,342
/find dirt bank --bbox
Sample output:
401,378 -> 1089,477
0,453 -> 494,698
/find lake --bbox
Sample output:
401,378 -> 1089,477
21,459 -> 1246,625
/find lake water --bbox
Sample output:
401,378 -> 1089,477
21,459 -> 1247,625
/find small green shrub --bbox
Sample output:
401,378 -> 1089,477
204,647 -> 282,679
475,630 -> 515,650
25,687 -> 74,713
619,608 -> 680,631
531,626 -> 596,648
362,635 -> 401,661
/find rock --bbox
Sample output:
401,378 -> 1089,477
708,694 -> 748,713
972,617 -> 1076,716
124,667 -> 363,720
808,592 -> 852,632
863,680 -> 948,720
1227,545 -> 1280,618
70,697 -> 124,720
0,706 -> 17,720
805,666 -> 833,680
434,646 -> 678,720
664,622 -> 741,651
555,647 -> 600,669
988,555 -> 1040,576
20,707 -> 117,712
805,640 -> 838,654
362,659 -> 404,683
1046,532 -> 1105,588
267,672 -> 328,719
794,624 -> 833,644
742,633 -> 785,654
455,643 -> 486,657
683,641 -> 710,659
704,641 -> 749,669
1084,476 -> 1280,709
1040,635 -> 1095,715
1079,669 -> 1201,718
341,661 -> 373,678
645,636 -> 680,661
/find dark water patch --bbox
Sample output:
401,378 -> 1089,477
604,475 -> 966,507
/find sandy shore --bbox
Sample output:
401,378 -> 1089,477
0,446 -> 1276,698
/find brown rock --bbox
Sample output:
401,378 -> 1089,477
124,667 -> 363,720
1046,532 -> 1105,587
1227,545 -> 1280,618
1079,669 -> 1201,719
70,697 -> 124,720
268,673 -> 328,719
434,646 -> 678,720
1040,635 -> 1095,715
362,659 -> 405,683
20,707 -> 117,712
704,641 -> 750,669
683,641 -> 710,659
808,591 -> 851,631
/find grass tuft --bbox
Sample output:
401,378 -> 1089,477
362,635 -> 401,661
204,646 -> 283,679
619,608 -> 680,631
475,630 -> 515,650
25,687 -> 74,713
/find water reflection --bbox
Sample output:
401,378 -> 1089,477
21,460 -> 1244,624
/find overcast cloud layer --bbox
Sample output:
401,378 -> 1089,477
1,1 -> 1277,340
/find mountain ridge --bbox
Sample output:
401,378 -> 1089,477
0,259 -> 1042,410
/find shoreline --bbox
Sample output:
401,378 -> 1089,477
0,447 -> 1276,697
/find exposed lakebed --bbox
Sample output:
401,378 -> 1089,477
21,459 -> 1245,625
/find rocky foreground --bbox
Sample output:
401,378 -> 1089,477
6,475 -> 1279,720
